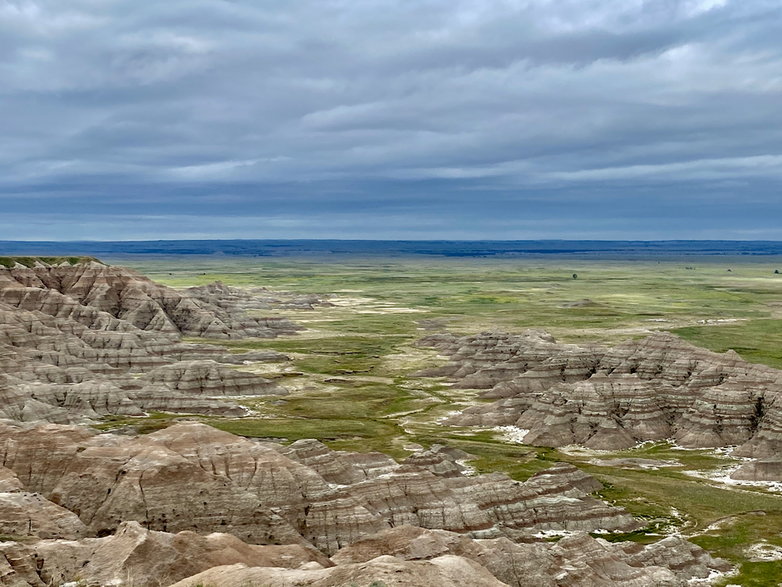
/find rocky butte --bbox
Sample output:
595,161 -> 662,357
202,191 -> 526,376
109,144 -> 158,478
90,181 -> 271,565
0,258 -> 297,422
0,258 -> 747,585
416,329 -> 782,481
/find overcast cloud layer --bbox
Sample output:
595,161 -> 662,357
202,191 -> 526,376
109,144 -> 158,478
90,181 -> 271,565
2,0 -> 781,240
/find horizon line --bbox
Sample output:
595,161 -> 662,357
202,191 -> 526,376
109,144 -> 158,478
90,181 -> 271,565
4,238 -> 782,244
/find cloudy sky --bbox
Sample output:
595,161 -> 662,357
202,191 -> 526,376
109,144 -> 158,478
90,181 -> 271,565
2,0 -> 781,240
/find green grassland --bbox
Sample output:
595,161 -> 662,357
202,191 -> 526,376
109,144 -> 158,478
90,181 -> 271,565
102,255 -> 782,582
128,255 -> 782,348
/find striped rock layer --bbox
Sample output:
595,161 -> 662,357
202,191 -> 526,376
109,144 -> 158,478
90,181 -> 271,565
0,422 -> 727,586
0,261 -> 293,422
418,330 -> 782,468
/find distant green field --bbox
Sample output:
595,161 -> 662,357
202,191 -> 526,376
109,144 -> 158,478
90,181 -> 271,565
101,255 -> 782,580
127,255 -> 782,359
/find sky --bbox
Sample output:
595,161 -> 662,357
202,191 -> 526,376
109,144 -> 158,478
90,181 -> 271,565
1,0 -> 781,241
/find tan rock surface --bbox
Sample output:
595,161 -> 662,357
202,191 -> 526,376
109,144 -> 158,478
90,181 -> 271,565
0,521 -> 329,587
0,422 -> 729,585
332,525 -> 728,587
168,556 -> 507,587
0,422 -> 636,554
0,491 -> 87,539
730,456 -> 782,481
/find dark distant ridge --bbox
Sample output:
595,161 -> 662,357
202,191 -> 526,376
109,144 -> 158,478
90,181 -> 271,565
1,240 -> 782,259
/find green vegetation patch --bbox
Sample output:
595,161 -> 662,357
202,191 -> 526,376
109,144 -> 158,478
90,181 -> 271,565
415,430 -> 555,480
673,319 -> 782,369
92,412 -> 198,434
220,334 -> 411,377
135,256 -> 782,366
691,512 -> 782,586
211,416 -> 402,443
595,441 -> 731,471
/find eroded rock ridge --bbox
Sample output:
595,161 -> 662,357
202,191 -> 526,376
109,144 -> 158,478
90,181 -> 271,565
0,422 -> 728,586
418,330 -> 782,479
0,260 -> 295,422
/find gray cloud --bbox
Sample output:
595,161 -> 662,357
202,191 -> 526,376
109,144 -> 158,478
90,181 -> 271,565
1,0 -> 781,239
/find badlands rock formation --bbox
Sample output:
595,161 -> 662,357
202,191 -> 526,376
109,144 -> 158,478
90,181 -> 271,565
188,280 -> 333,311
0,520 -> 329,587
331,526 -> 729,587
0,259 -> 742,584
0,421 -> 638,549
0,259 -> 294,422
0,260 -> 300,338
418,330 -> 782,462
0,421 -> 728,586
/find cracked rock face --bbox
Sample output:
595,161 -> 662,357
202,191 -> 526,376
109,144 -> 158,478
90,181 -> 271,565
418,330 -> 782,476
0,261 -> 296,422
0,423 -> 727,586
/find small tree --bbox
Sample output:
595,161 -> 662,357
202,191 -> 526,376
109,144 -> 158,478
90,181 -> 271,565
572,273 -> 578,279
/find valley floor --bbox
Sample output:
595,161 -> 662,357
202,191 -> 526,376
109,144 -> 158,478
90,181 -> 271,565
97,255 -> 782,586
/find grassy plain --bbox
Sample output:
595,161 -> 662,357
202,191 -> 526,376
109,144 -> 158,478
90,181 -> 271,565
130,255 -> 782,351
106,255 -> 782,583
